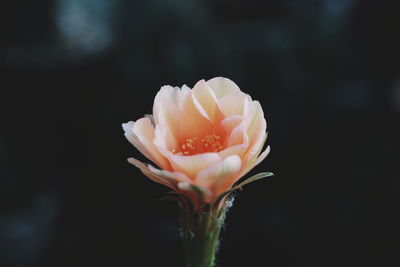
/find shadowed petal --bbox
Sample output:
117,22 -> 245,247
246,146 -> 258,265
148,165 -> 192,183
127,157 -> 176,189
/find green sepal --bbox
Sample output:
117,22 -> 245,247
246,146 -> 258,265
233,171 -> 274,190
189,184 -> 206,204
212,171 -> 274,211
159,191 -> 195,214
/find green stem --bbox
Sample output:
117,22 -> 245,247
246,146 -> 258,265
181,206 -> 226,267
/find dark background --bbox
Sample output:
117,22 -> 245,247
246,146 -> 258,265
1,1 -> 399,266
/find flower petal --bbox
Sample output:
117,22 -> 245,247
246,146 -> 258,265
206,77 -> 241,98
179,88 -> 215,139
195,155 -> 242,197
164,152 -> 222,179
191,79 -> 223,123
148,165 -> 192,183
153,86 -> 182,127
153,123 -> 178,152
239,145 -> 271,178
218,144 -> 248,159
245,100 -> 265,140
242,124 -> 267,165
218,92 -> 248,117
127,157 -> 176,189
226,122 -> 249,147
220,115 -> 244,133
241,100 -> 267,165
123,119 -> 170,170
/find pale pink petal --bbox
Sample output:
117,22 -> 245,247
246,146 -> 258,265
244,100 -> 265,140
239,145 -> 271,178
153,86 -> 181,127
123,122 -> 148,156
220,115 -> 244,133
242,94 -> 253,119
153,85 -> 218,144
218,92 -> 248,117
218,144 -> 247,159
153,85 -> 208,142
122,119 -> 170,170
127,157 -> 176,189
192,79 -> 223,123
148,165 -> 191,183
242,130 -> 267,165
206,77 -> 241,98
226,122 -> 249,147
153,124 -> 178,152
243,122 -> 267,164
241,101 -> 267,165
195,155 -> 242,197
132,118 -> 171,169
163,151 -> 222,179
178,89 -> 215,139
191,92 -> 210,121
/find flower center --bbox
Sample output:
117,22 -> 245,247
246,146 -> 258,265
172,134 -> 223,155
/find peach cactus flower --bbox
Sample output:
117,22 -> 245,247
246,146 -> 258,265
123,77 -> 270,205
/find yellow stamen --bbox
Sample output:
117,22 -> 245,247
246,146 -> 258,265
172,134 -> 223,155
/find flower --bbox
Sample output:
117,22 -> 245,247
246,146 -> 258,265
122,77 -> 270,206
